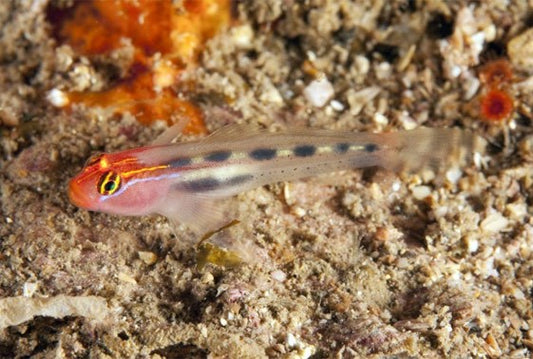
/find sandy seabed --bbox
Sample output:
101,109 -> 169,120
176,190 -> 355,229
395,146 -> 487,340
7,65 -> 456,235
1,1 -> 533,358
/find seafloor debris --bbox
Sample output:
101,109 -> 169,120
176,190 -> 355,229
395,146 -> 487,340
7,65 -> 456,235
303,76 -> 334,108
479,87 -> 514,123
479,58 -> 514,87
438,6 -> 495,79
46,0 -> 233,134
2,0 -> 533,357
508,27 -> 533,74
477,58 -> 515,124
0,295 -> 109,329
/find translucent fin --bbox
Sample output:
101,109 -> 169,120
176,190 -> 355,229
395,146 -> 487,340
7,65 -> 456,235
379,128 -> 484,173
158,192 -> 237,236
201,123 -> 263,143
151,117 -> 190,146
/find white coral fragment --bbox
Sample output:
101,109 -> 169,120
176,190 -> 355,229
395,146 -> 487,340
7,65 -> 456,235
0,295 -> 109,329
303,77 -> 334,107
345,86 -> 380,115
481,212 -> 509,233
231,24 -> 254,48
438,6 -> 494,79
46,88 -> 69,107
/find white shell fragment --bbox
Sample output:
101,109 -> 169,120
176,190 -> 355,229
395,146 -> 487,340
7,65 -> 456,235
354,55 -> 370,75
46,88 -> 69,107
464,235 -> 479,253
303,77 -> 334,107
462,71 -> 481,100
506,202 -> 527,220
138,251 -> 158,265
397,111 -> 417,130
438,6 -> 494,79
446,167 -> 463,184
345,86 -> 380,115
231,24 -> 254,48
271,269 -> 287,282
260,82 -> 284,105
481,212 -> 509,233
330,99 -> 344,111
23,282 -> 38,297
0,295 -> 109,329
412,185 -> 432,200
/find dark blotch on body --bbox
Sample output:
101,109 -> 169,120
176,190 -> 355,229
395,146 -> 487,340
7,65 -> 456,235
249,148 -> 277,161
335,143 -> 350,154
204,151 -> 232,162
364,143 -> 379,152
225,174 -> 254,186
293,145 -> 316,157
168,157 -> 192,167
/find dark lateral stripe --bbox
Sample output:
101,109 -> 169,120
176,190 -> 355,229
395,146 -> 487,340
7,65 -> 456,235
183,177 -> 220,192
204,151 -> 232,162
293,145 -> 316,157
181,174 -> 254,192
335,143 -> 350,154
168,157 -> 192,167
249,148 -> 277,161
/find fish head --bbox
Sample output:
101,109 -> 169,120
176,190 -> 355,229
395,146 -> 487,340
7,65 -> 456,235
68,150 -> 160,216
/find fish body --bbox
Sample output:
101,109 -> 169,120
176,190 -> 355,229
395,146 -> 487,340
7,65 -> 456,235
68,125 -> 477,231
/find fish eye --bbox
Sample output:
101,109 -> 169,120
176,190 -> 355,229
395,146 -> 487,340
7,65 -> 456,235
97,171 -> 122,195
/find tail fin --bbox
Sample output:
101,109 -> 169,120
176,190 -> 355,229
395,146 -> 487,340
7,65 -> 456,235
380,128 -> 484,173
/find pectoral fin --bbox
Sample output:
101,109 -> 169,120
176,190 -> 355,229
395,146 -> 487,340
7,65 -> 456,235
158,192 -> 236,236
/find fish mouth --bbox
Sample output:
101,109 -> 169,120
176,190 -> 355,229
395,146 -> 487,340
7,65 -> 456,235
68,179 -> 92,210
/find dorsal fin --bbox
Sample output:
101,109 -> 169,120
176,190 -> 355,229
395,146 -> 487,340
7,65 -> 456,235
201,123 -> 264,143
151,118 -> 189,146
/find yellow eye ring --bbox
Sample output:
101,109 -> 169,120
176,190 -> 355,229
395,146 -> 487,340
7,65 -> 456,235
97,171 -> 122,195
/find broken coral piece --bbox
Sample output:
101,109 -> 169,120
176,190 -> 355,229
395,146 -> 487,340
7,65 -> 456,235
439,6 -> 495,79
0,295 -> 109,329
